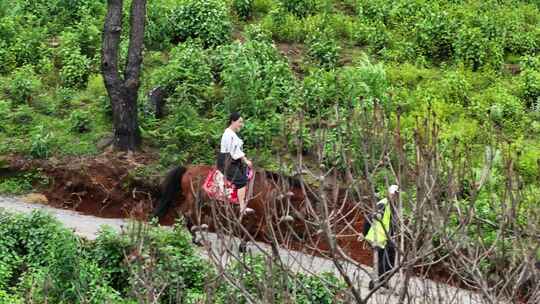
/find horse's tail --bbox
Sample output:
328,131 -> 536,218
151,166 -> 187,220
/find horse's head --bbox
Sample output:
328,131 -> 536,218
262,170 -> 305,202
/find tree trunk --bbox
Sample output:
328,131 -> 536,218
101,0 -> 146,151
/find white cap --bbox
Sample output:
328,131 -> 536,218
389,184 -> 399,195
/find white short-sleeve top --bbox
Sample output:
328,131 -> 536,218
220,128 -> 245,160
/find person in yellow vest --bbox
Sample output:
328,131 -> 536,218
361,184 -> 399,291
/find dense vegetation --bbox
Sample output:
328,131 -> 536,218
0,210 -> 345,303
0,0 -> 539,302
0,0 -> 538,173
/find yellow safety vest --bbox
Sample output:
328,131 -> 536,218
365,198 -> 391,249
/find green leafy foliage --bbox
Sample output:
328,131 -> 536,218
8,19 -> 49,68
306,29 -> 341,69
233,0 -> 253,20
58,31 -> 91,88
261,7 -> 305,42
218,38 -> 295,148
157,104 -> 222,167
414,9 -> 456,62
151,40 -> 213,107
145,1 -> 182,51
1,65 -> 41,104
0,41 -> 16,74
453,26 -> 503,70
89,221 -> 212,301
0,211 -> 215,303
279,0 -> 319,18
519,69 -> 540,108
0,169 -> 48,195
30,125 -> 53,159
169,0 -> 232,47
69,109 -> 92,133
216,255 -> 345,303
0,2 -> 539,288
0,210 -> 122,303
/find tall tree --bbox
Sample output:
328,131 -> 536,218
101,0 -> 146,151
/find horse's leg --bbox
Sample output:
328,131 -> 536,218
237,214 -> 250,253
239,238 -> 248,253
182,191 -> 203,246
238,221 -> 252,253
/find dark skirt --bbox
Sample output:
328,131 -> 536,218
217,152 -> 248,188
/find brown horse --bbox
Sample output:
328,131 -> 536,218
151,165 -> 306,247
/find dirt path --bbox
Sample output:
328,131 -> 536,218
0,194 -> 487,304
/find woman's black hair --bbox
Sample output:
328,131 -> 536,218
228,111 -> 241,125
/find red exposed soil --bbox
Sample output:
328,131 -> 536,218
3,151 -> 160,220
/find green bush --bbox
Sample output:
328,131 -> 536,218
0,210 -> 122,303
278,0 -> 318,18
306,29 -> 341,69
151,40 -> 213,112
169,0 -> 232,47
145,1 -> 176,50
414,10 -> 457,62
216,255 -> 345,303
244,23 -> 273,42
90,221 -> 212,301
0,40 -> 15,74
262,8 -> 305,42
516,142 -> 540,182
13,0 -> 105,31
52,87 -> 78,117
30,125 -> 53,159
86,74 -> 107,100
453,26 -> 503,70
0,290 -> 23,304
437,69 -> 472,106
506,25 -> 539,56
8,105 -> 34,137
301,69 -> 339,117
0,211 -> 212,303
292,272 -> 346,303
301,56 -> 389,117
218,38 -> 295,147
69,109 -> 92,133
58,31 -> 91,88
219,39 -> 295,115
1,65 -> 41,104
0,170 -> 45,195
0,99 -> 8,130
233,0 -> 253,20
158,104 -> 222,166
71,16 -> 102,62
355,0 -> 391,22
519,69 -> 540,109
356,20 -> 390,52
325,13 -> 355,41
468,84 -> 525,132
86,226 -> 131,294
8,19 -> 49,67
60,52 -> 91,88
343,55 -> 390,107
252,0 -> 275,16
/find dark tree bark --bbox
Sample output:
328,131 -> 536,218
101,0 -> 147,151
